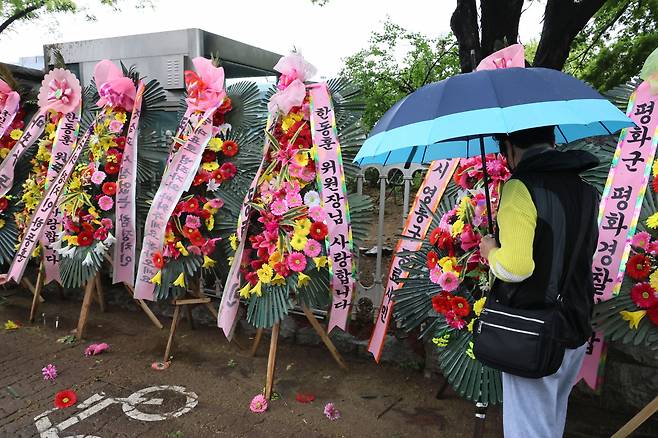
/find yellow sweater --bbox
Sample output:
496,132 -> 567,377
488,179 -> 537,283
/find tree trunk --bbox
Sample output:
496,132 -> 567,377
480,0 -> 524,58
533,0 -> 608,70
0,2 -> 45,36
451,0 -> 481,73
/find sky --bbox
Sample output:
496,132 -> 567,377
0,0 -> 545,78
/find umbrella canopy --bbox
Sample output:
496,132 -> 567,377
354,67 -> 632,166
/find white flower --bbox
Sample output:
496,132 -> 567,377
104,233 -> 116,247
304,190 -> 321,207
206,179 -> 220,192
82,252 -> 94,266
59,246 -> 76,258
93,241 -> 107,256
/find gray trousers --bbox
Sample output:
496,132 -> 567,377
502,343 -> 587,437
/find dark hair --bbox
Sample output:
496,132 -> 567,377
493,126 -> 556,150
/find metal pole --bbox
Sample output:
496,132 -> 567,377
479,136 -> 495,235
356,171 -> 364,196
402,173 -> 412,229
375,172 -> 387,290
473,402 -> 488,438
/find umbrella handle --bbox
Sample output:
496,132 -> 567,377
479,136 -> 495,235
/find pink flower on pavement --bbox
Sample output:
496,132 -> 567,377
429,267 -> 443,284
42,364 -> 57,381
309,205 -> 326,222
439,271 -> 459,292
250,394 -> 268,413
91,171 -> 106,185
271,199 -> 288,216
287,252 -> 307,272
98,195 -> 114,211
446,310 -> 466,330
324,402 -> 341,421
109,119 -> 123,133
632,232 -> 651,249
304,239 -> 322,258
84,343 -> 109,357
185,215 -> 201,229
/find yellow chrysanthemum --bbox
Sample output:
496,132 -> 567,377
473,297 -> 487,317
451,219 -> 465,237
239,283 -> 252,298
269,250 -> 283,266
0,148 -> 9,159
272,274 -> 286,285
9,129 -> 22,140
229,234 -> 238,251
620,310 -> 646,329
438,256 -> 458,273
176,241 -> 189,257
206,215 -> 214,231
203,202 -> 218,215
293,151 -> 309,167
150,271 -> 162,285
202,162 -> 219,172
281,112 -> 303,132
647,212 -> 658,229
290,234 -> 308,251
313,256 -> 328,270
208,138 -> 224,152
202,255 -> 216,268
257,264 -> 274,284
467,319 -> 474,333
294,218 -> 311,236
173,272 -> 186,288
45,123 -> 56,135
297,272 -> 310,287
114,111 -> 127,123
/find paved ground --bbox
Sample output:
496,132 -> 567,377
0,289 -> 656,437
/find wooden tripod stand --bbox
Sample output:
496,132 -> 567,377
250,306 -> 348,400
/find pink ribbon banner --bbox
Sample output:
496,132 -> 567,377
218,118 -> 272,340
368,159 -> 459,361
40,109 -> 81,284
0,111 -> 47,198
577,80 -> 658,390
308,83 -> 355,332
134,114 -> 215,300
113,82 -> 145,287
0,91 -> 19,139
6,123 -> 93,283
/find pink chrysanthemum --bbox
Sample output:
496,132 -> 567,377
185,215 -> 201,229
446,310 -> 466,330
429,267 -> 443,284
286,193 -> 303,208
98,195 -> 114,211
287,252 -> 307,272
632,232 -> 652,249
101,218 -> 113,229
324,402 -> 341,421
308,205 -> 326,222
250,394 -> 268,413
42,364 -> 57,381
271,199 -> 288,216
91,170 -> 106,185
109,119 -> 123,133
439,271 -> 459,292
304,239 -> 322,258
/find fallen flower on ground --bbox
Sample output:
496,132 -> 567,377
295,393 -> 316,403
54,389 -> 77,409
250,394 -> 268,413
84,343 -> 110,357
324,402 -> 341,420
4,320 -> 19,330
42,364 -> 58,381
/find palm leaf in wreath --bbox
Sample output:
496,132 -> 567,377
225,81 -> 267,134
59,246 -> 104,288
603,77 -> 642,112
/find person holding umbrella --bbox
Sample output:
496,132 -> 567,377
478,125 -> 600,437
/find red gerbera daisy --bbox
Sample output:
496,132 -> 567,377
627,254 -> 652,280
105,162 -> 120,175
186,198 -> 200,213
189,230 -> 205,247
630,283 -> 658,309
309,222 -> 328,240
427,250 -> 439,269
202,150 -> 217,163
102,182 -> 117,196
77,231 -> 93,247
429,228 -> 442,246
450,296 -> 471,318
652,177 -> 658,194
152,252 -> 165,269
431,291 -> 453,315
54,389 -> 77,409
219,162 -> 237,179
647,306 -> 658,326
0,197 -> 8,212
222,140 -> 239,157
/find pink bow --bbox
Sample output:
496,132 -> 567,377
476,44 -> 526,71
268,79 -> 306,115
184,57 -> 226,112
273,53 -> 317,89
36,69 -> 81,114
94,60 -> 136,110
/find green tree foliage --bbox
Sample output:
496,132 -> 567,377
341,19 -> 460,131
0,0 -> 154,36
566,0 -> 658,91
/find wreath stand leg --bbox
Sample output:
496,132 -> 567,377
123,283 -> 164,329
265,322 -> 280,400
76,273 -> 99,339
301,306 -> 348,370
472,402 -> 488,438
164,303 -> 183,363
611,394 -> 658,438
250,328 -> 264,357
28,261 -> 46,323
94,274 -> 105,313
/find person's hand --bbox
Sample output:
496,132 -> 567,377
479,235 -> 498,260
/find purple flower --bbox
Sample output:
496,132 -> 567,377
42,364 -> 57,381
324,402 -> 340,421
